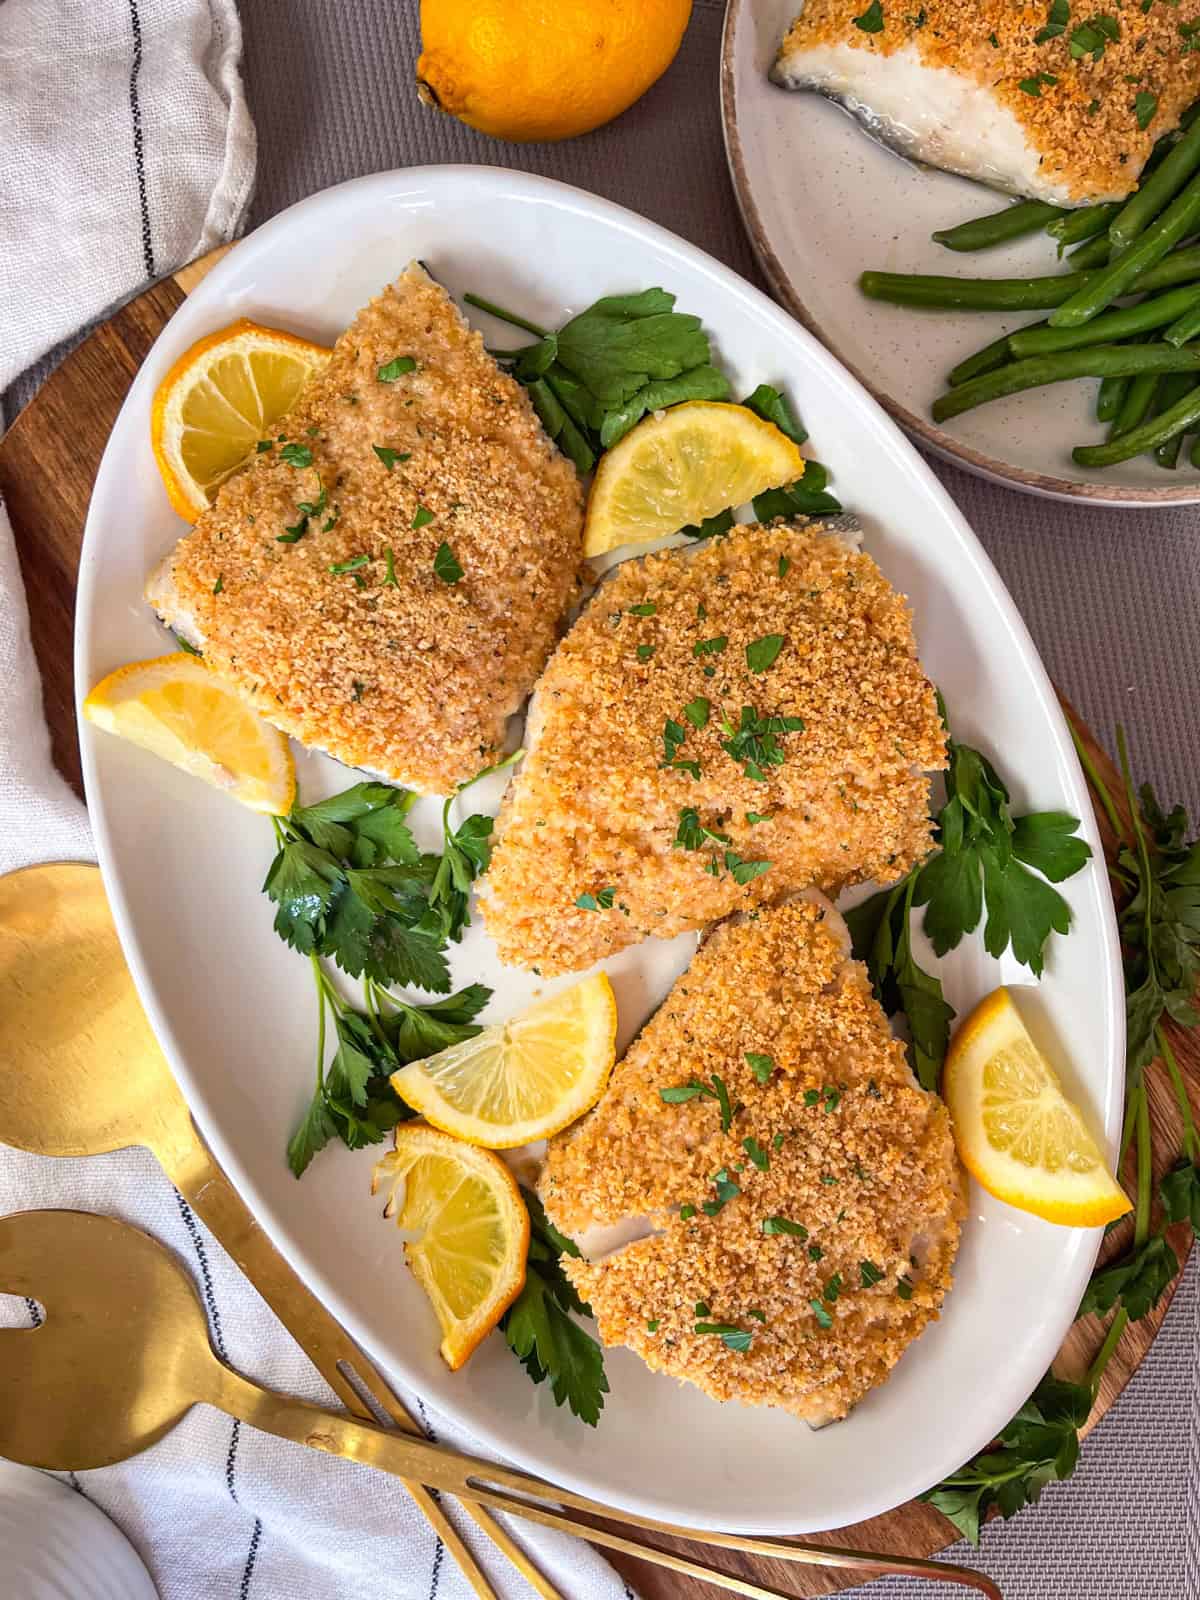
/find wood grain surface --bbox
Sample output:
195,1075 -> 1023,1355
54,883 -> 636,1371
1,252 -> 1196,1599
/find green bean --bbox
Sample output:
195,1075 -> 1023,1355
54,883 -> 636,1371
933,200 -> 1065,252
1191,434 -> 1200,468
1110,372 -> 1160,438
1008,285 -> 1200,356
948,323 -> 1048,386
1049,171 -> 1200,327
1163,298 -> 1200,346
1067,234 -> 1111,270
1096,372 -> 1129,421
860,246 -> 1200,311
1110,118 -> 1200,251
1047,203 -> 1120,248
1074,382 -> 1200,465
1150,375 -> 1198,466
932,345 -> 1200,423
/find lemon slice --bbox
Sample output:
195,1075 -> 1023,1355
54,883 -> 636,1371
371,1124 -> 529,1369
151,319 -> 331,521
583,400 -> 806,557
943,987 -> 1130,1228
390,973 -> 617,1149
83,654 -> 295,815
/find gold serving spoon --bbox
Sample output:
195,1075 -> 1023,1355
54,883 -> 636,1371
0,861 -> 547,1600
0,1208 -> 1000,1599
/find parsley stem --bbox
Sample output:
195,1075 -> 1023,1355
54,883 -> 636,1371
462,293 -> 547,339
1157,1024 -> 1200,1161
1087,1305 -> 1128,1389
1119,1089 -> 1139,1168
310,951 -> 327,1093
1068,723 -> 1128,845
362,978 -> 390,1051
1135,1085 -> 1153,1248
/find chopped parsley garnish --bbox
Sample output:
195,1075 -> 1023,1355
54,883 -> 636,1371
173,632 -> 201,656
745,811 -> 771,825
745,1051 -> 775,1084
748,1308 -> 767,1323
724,850 -> 771,886
772,1132 -> 784,1151
628,601 -> 657,616
1134,90 -> 1158,129
823,1085 -> 841,1114
745,633 -> 785,674
703,1167 -> 741,1215
897,1276 -> 915,1300
278,518 -> 308,543
383,546 -> 398,586
1034,0 -> 1070,43
860,1261 -> 885,1287
377,355 -> 417,381
256,439 -> 273,453
279,443 -> 313,468
778,556 -> 791,578
804,1088 -> 820,1107
720,705 -> 804,781
852,0 -> 885,31
683,696 -> 710,728
742,1136 -> 770,1171
680,1203 -> 697,1220
673,807 -> 731,852
694,1321 -> 754,1352
329,555 -> 369,575
693,635 -> 728,657
212,573 -> 224,594
575,887 -> 615,911
820,1174 -> 839,1186
660,1076 -> 717,1104
810,1298 -> 833,1330
694,1300 -> 710,1316
762,1215 -> 807,1237
1069,14 -> 1119,60
637,643 -> 655,661
822,1273 -> 843,1305
351,681 -> 365,703
646,1319 -> 660,1332
413,504 -> 437,531
373,445 -> 411,471
1019,72 -> 1058,95
663,717 -> 688,763
710,1074 -> 733,1131
433,540 -> 462,583
808,1243 -> 823,1261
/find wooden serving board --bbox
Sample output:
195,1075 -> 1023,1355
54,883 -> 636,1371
2,250 -> 1197,1598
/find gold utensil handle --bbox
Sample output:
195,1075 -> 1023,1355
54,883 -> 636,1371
168,1134 -> 558,1600
220,1372 -> 1001,1598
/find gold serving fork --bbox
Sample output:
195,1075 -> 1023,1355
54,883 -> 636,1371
0,1208 -> 1000,1599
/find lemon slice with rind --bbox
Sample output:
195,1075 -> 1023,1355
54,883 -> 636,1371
372,1124 -> 529,1369
83,653 -> 295,815
583,400 -> 806,557
943,987 -> 1130,1228
151,319 -> 331,521
390,973 -> 617,1149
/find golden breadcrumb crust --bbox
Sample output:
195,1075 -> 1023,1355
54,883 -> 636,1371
777,0 -> 1200,203
159,264 -> 583,794
481,522 -> 945,974
540,901 -> 965,1423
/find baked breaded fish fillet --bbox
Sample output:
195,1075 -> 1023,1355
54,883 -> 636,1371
771,1 -> 1200,205
480,518 -> 945,975
540,898 -> 965,1424
147,264 -> 583,794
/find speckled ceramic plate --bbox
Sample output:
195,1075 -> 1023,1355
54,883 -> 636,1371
722,0 -> 1200,505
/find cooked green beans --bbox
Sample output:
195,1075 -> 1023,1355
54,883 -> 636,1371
1164,298 -> 1200,346
1109,119 -> 1200,251
1047,204 -> 1120,248
1110,372 -> 1161,438
1008,285 -> 1200,356
933,200 -> 1065,251
1150,375 -> 1198,466
932,346 -> 1200,424
1073,381 -> 1200,465
1066,234 -> 1111,270
860,248 -> 1200,311
948,325 -> 1046,386
1096,373 -> 1129,422
1050,172 -> 1200,327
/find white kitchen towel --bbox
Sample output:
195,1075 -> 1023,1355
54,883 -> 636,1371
0,0 -> 256,392
0,6 -> 630,1599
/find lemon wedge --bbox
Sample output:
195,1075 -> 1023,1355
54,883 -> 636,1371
583,400 -> 805,557
943,987 -> 1130,1228
372,1124 -> 529,1369
83,654 -> 295,815
390,973 -> 617,1149
151,319 -> 331,521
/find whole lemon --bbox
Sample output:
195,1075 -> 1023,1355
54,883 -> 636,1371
416,0 -> 694,144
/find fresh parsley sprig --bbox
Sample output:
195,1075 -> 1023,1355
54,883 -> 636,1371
429,749 -> 524,943
464,288 -> 730,473
500,1190 -> 609,1426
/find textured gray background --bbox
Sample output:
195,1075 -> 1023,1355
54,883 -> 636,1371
8,0 -> 1198,1592
237,3 -> 1197,1595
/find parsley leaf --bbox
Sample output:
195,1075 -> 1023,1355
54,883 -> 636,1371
913,716 -> 1091,976
724,850 -> 771,885
853,0 -> 885,31
681,508 -> 736,541
1134,90 -> 1158,130
501,1190 -> 608,1426
703,1167 -> 741,1214
1077,1234 -> 1179,1321
921,1373 -> 1092,1544
683,696 -> 710,728
1069,13 -> 1119,60
752,460 -> 842,522
694,1321 -> 754,1352
378,356 -> 416,381
845,871 -> 955,1090
746,634 -> 785,674
745,1052 -> 775,1084
720,705 -> 804,781
1160,1159 -> 1200,1236
280,443 -> 313,468
762,1215 -> 807,1237
1034,0 -> 1070,41
860,1260 -> 885,1287
433,541 -> 463,583
373,445 -> 411,471
576,888 -> 616,911
742,383 -> 808,446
